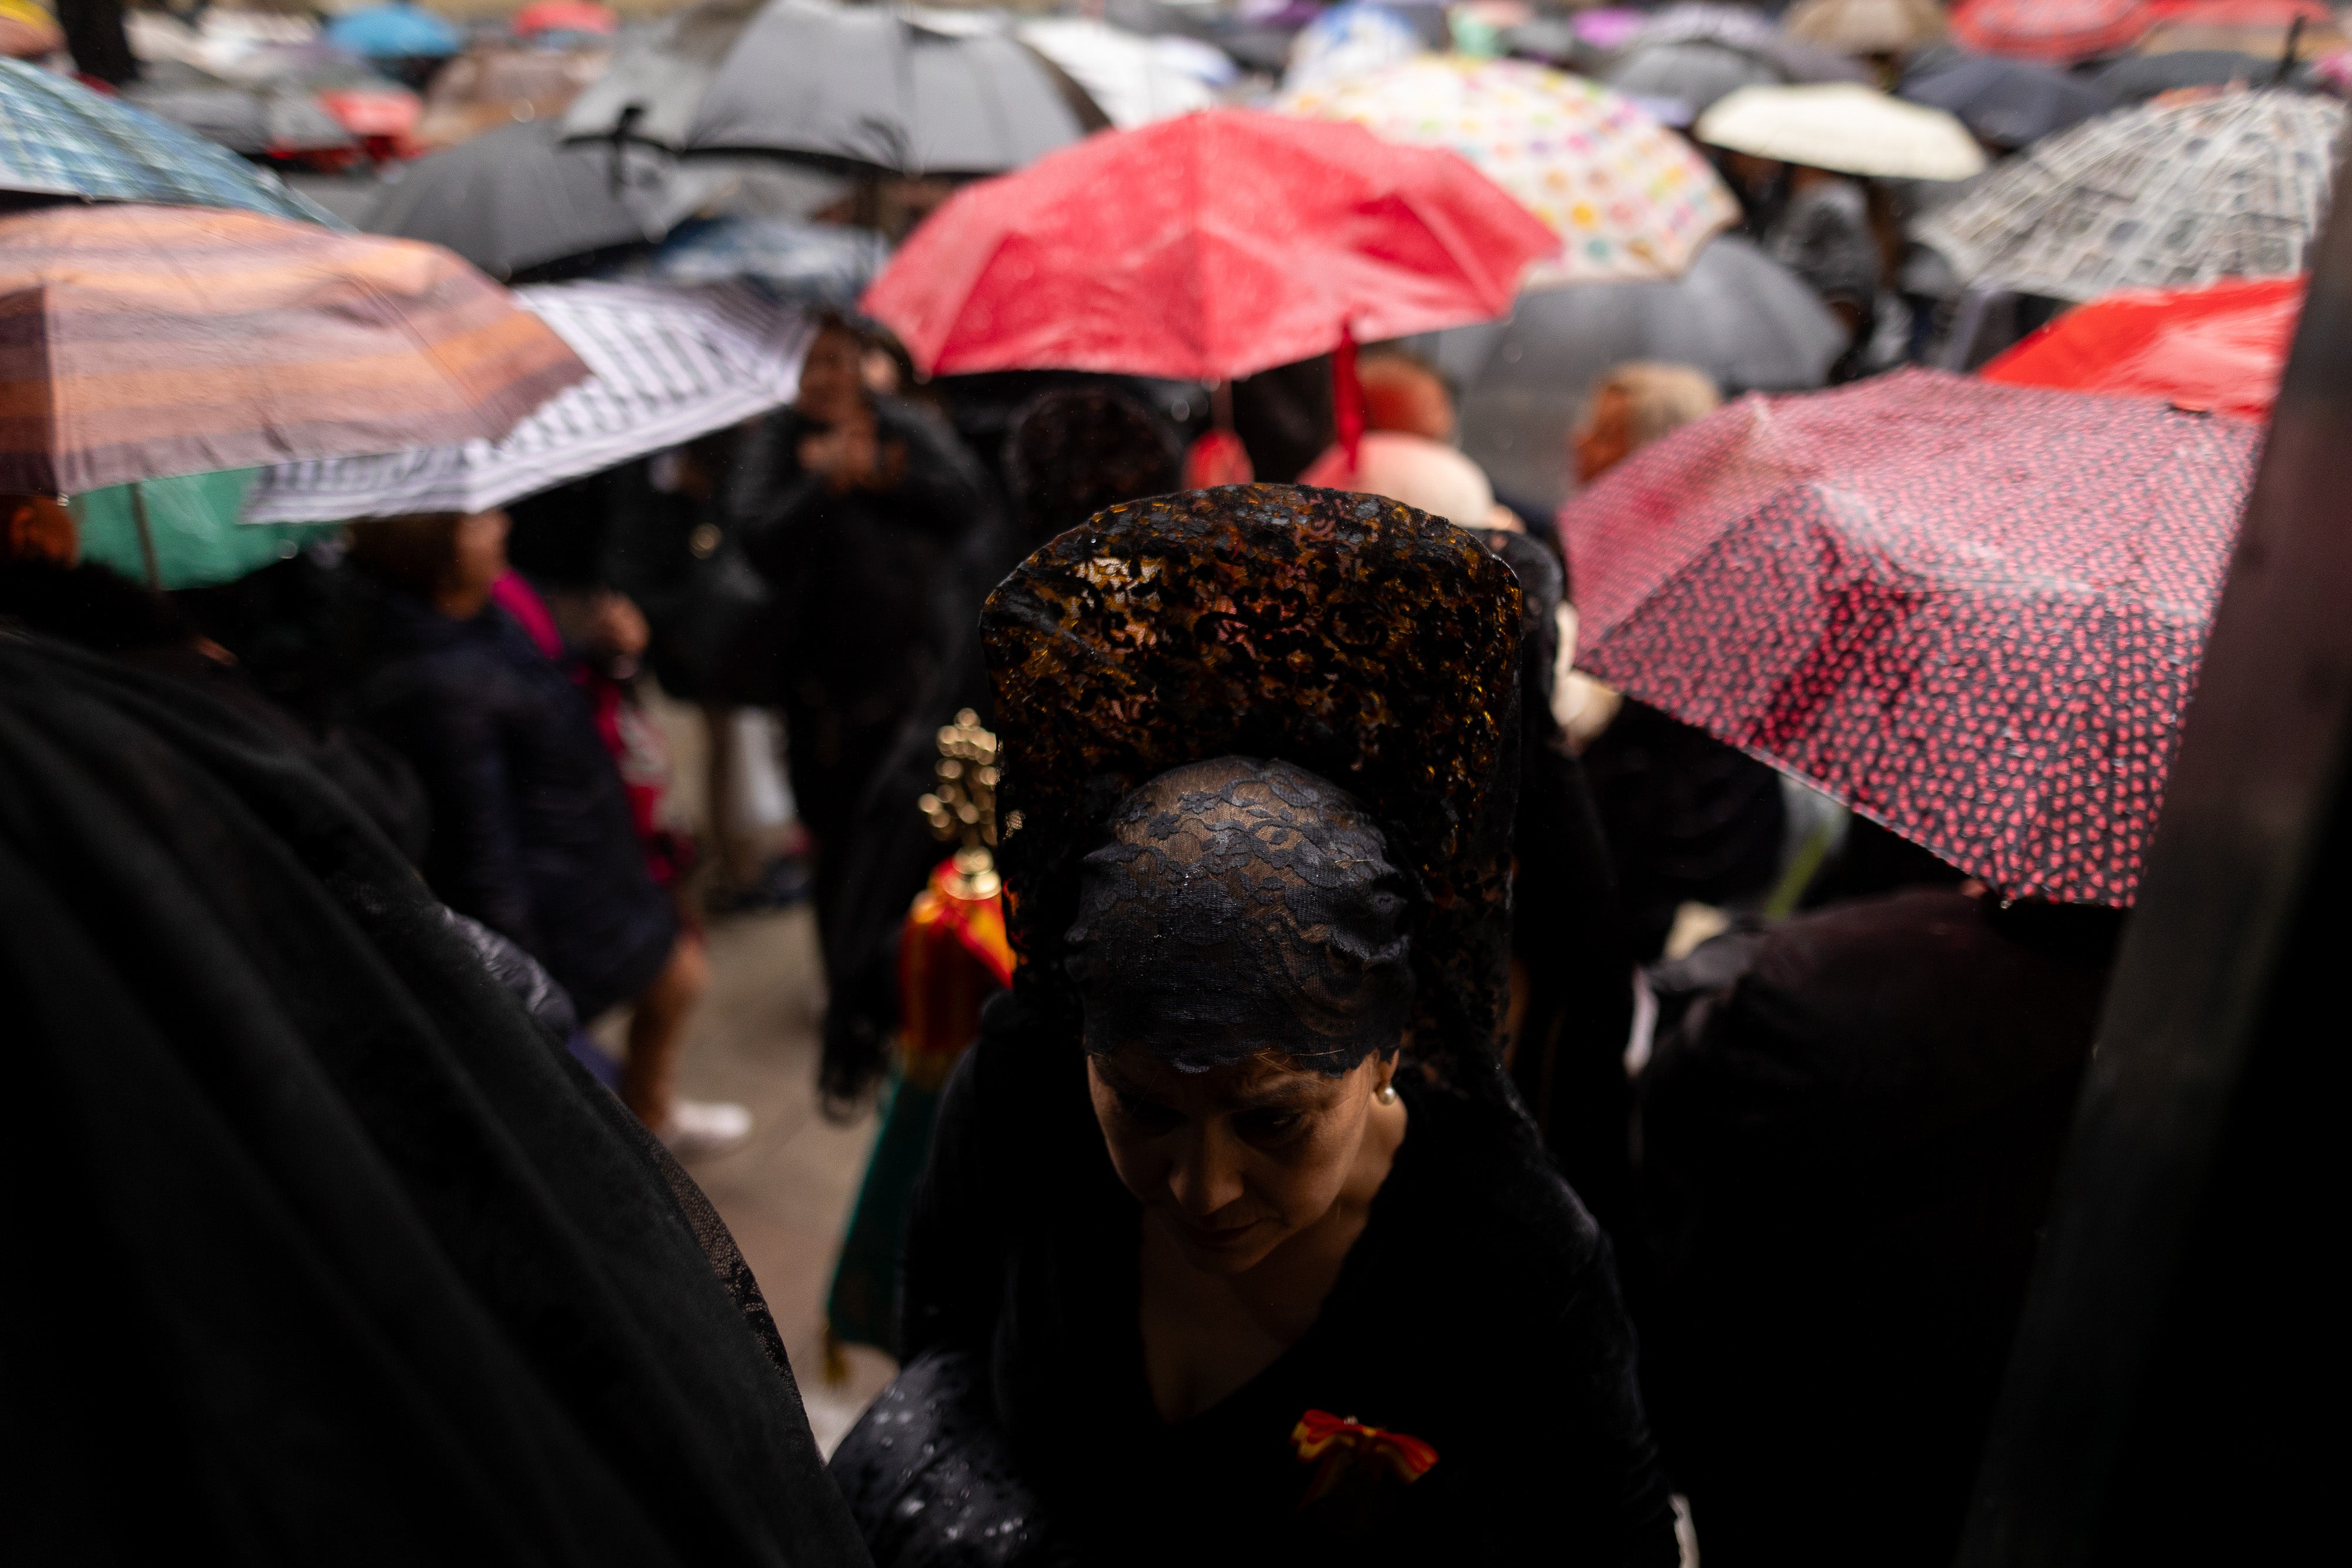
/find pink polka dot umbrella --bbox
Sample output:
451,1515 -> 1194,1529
1559,369 -> 2264,905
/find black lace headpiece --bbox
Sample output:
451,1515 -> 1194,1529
1067,756 -> 1416,1075
981,483 -> 1523,1069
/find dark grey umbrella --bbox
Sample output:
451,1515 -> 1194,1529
1605,6 -> 1869,121
123,59 -> 355,158
2096,50 -> 2290,103
1900,48 -> 2110,149
366,120 -> 682,279
683,0 -> 1100,173
563,0 -> 765,149
1605,40 -> 1782,118
1402,236 -> 1847,511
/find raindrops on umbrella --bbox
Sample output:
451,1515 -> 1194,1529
1913,89 -> 2344,300
1,58 -> 341,224
1561,369 -> 2264,907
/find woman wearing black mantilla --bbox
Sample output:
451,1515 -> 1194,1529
829,485 -> 1678,1566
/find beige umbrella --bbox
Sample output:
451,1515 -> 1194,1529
1784,0 -> 1947,58
1697,82 -> 1986,181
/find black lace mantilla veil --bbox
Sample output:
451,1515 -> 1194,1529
979,483 -> 1525,1081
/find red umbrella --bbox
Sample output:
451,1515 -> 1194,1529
859,108 -> 1558,384
1560,369 -> 2263,906
1980,275 -> 2300,422
1949,0 -> 2156,62
512,0 -> 617,36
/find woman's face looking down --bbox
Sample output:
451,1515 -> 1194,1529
1087,1044 -> 1396,1276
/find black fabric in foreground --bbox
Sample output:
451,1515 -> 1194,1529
0,633 -> 867,1568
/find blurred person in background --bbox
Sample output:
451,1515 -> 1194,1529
1357,345 -> 1458,443
345,509 -> 747,1155
816,385 -> 1182,1112
1562,363 -> 1790,963
736,311 -> 997,956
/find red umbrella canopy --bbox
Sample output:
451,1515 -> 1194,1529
1981,275 -> 2301,422
1561,369 -> 2263,906
1950,0 -> 2156,62
859,108 -> 1559,382
512,0 -> 617,36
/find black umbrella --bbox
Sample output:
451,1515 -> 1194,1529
2096,49 -> 2297,102
570,0 -> 1101,176
1404,235 -> 1847,512
1606,40 -> 1782,118
367,119 -> 683,279
123,58 -> 356,159
563,0 -> 764,150
1605,5 -> 1868,121
1901,47 -> 2111,149
690,1 -> 1102,173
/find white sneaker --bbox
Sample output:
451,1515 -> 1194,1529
660,1098 -> 754,1158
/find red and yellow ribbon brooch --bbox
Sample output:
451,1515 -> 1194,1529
1290,1409 -> 1439,1509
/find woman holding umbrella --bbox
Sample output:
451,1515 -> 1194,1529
828,486 -> 1678,1566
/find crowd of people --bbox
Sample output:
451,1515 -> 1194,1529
6,0 -> 2308,1561
3,310 -> 2122,1568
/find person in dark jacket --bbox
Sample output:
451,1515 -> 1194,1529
734,314 -> 998,955
345,510 -> 743,1153
1633,884 -> 2123,1567
814,385 -> 1182,1108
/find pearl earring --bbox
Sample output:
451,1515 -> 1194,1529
1374,1081 -> 1398,1106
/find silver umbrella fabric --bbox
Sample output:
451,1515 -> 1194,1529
243,281 -> 808,523
564,0 -> 765,149
123,59 -> 356,159
1605,41 -> 1780,119
366,121 -> 692,279
1899,48 -> 2112,149
1405,235 -> 1846,512
652,215 -> 890,306
681,0 -> 1097,172
1914,89 -> 2343,301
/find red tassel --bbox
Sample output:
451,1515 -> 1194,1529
1334,324 -> 1366,470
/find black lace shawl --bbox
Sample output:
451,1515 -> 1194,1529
0,632 -> 866,1567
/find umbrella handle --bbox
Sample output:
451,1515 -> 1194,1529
2274,16 -> 2306,84
1334,323 -> 1365,470
129,482 -> 161,591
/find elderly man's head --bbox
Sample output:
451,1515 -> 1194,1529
1572,362 -> 1722,486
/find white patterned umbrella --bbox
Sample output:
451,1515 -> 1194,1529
243,281 -> 807,523
1913,89 -> 2345,302
1281,56 -> 1740,287
1698,82 -> 1986,180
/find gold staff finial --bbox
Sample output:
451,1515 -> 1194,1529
917,708 -> 1001,900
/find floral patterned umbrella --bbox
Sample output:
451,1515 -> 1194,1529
1559,369 -> 2263,906
1281,55 -> 1738,287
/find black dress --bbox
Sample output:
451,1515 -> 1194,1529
830,996 -> 1680,1567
